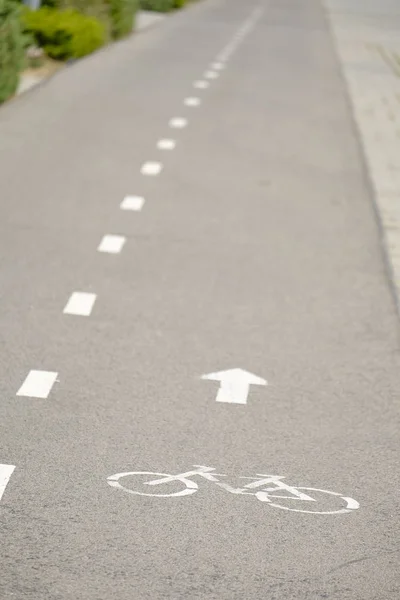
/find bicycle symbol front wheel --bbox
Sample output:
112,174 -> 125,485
256,486 -> 359,514
107,471 -> 198,498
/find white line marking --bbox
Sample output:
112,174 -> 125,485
216,6 -> 264,63
157,139 -> 176,150
106,465 -> 358,514
98,234 -> 126,254
211,62 -> 224,70
17,370 -> 58,399
184,97 -> 201,107
0,465 -> 15,502
120,195 -> 145,211
219,42 -> 238,62
201,368 -> 267,405
193,80 -> 209,89
217,51 -> 230,63
342,497 -> 360,510
63,292 -> 97,316
204,70 -> 219,80
169,117 -> 188,129
141,161 -> 163,176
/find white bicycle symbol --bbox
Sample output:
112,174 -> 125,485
107,465 -> 359,515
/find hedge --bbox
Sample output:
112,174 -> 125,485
0,0 -> 25,103
139,0 -> 187,12
41,0 -> 137,40
56,0 -> 111,37
108,0 -> 138,40
22,7 -> 106,60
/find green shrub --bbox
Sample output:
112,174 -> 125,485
139,0 -> 187,11
0,0 -> 25,103
57,0 -> 111,38
107,0 -> 137,39
40,0 -> 59,7
40,0 -> 137,41
139,0 -> 174,12
22,7 -> 106,60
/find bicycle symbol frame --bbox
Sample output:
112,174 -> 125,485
107,465 -> 359,515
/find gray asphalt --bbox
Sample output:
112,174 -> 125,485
0,0 -> 399,598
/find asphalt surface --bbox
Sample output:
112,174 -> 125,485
0,0 -> 399,598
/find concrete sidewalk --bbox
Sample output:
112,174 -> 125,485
325,0 -> 400,311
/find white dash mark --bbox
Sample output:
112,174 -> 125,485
141,162 -> 163,176
204,70 -> 219,80
184,97 -> 201,107
98,234 -> 126,254
216,7 -> 263,64
217,52 -> 229,62
63,292 -> 97,316
17,370 -> 58,399
211,62 -> 224,70
169,117 -> 188,129
0,465 -> 15,503
157,139 -> 176,150
120,195 -> 145,211
193,80 -> 209,89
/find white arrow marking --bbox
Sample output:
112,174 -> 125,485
201,368 -> 267,405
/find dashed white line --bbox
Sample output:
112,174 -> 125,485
211,62 -> 225,70
120,195 -> 145,211
0,465 -> 15,502
98,234 -> 126,254
63,292 -> 97,317
216,5 -> 263,64
217,51 -> 230,63
218,43 -> 237,62
157,139 -> 176,150
169,117 -> 188,129
193,80 -> 209,89
204,70 -> 219,80
184,97 -> 201,107
141,161 -> 163,176
17,370 -> 58,399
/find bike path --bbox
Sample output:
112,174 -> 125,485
0,0 -> 399,598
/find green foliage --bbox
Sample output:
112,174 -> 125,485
107,0 -> 137,40
0,0 -> 25,103
40,0 -> 137,40
57,0 -> 111,37
139,0 -> 175,12
40,0 -> 59,7
139,0 -> 187,12
22,7 -> 106,60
